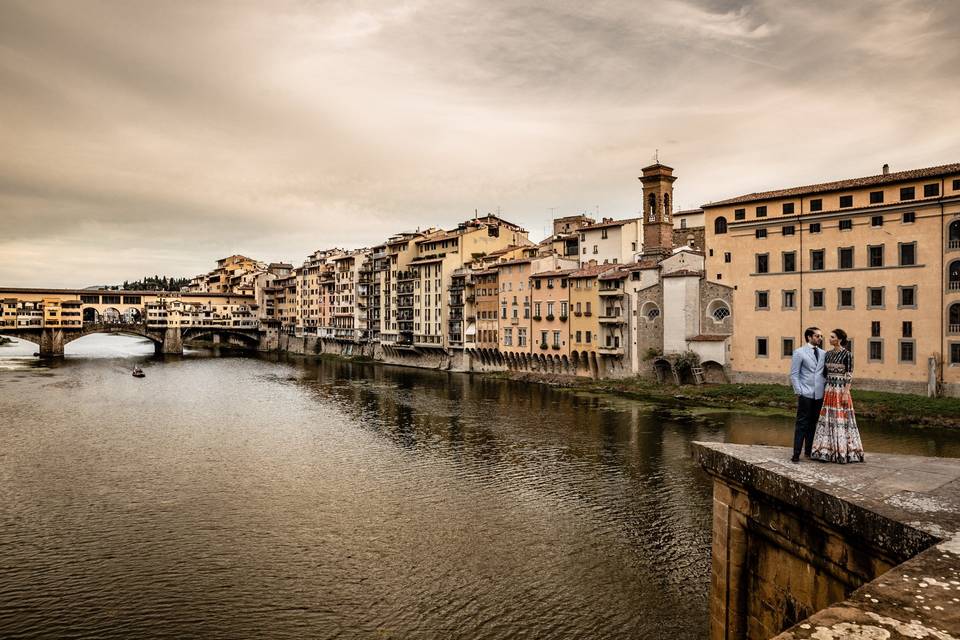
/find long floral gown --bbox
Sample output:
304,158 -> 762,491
810,348 -> 865,463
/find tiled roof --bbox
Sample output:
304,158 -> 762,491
622,259 -> 660,271
673,208 -> 704,215
598,269 -> 628,280
495,258 -> 532,267
569,264 -> 618,278
703,162 -> 960,208
530,269 -> 576,278
416,232 -> 459,244
581,217 -> 641,231
688,334 -> 729,342
661,269 -> 703,278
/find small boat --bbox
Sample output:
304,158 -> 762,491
132,366 -> 145,378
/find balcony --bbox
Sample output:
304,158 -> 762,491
597,343 -> 624,355
599,314 -> 625,324
949,281 -> 960,292
950,324 -> 960,335
598,287 -> 623,296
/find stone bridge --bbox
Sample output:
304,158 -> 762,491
2,322 -> 261,356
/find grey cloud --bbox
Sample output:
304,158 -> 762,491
1,0 -> 958,287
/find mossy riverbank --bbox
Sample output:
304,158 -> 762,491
496,372 -> 960,429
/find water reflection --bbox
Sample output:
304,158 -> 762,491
0,335 -> 957,639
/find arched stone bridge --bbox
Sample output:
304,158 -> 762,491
3,322 -> 261,356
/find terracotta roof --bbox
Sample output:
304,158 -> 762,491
598,269 -> 628,280
673,208 -> 704,215
581,217 -> 641,231
530,269 -> 576,278
689,334 -> 729,342
661,269 -> 703,278
702,162 -> 960,208
621,259 -> 660,271
416,232 -> 459,244
569,264 -> 618,278
495,258 -> 532,267
486,245 -> 520,257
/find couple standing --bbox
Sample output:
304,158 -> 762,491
789,326 -> 865,464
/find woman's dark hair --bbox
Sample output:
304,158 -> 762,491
832,328 -> 849,348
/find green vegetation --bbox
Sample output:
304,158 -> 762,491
0,336 -> 12,345
118,275 -> 191,291
500,373 -> 960,428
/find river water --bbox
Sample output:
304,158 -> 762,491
1,334 -> 958,639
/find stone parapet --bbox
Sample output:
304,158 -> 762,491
694,442 -> 960,639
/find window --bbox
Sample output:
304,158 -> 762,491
734,208 -> 746,220
755,228 -> 767,239
757,337 -> 768,357
899,242 -> 917,266
955,179 -> 960,191
952,343 -> 960,365
839,247 -> 854,269
809,222 -> 821,234
868,287 -> 884,308
782,225 -> 796,236
868,339 -> 883,362
782,338 -> 795,358
102,295 -> 121,304
783,202 -> 795,214
899,286 -> 917,308
714,217 -> 728,234
810,199 -> 823,212
810,289 -> 825,309
782,252 -> 797,272
839,195 -> 853,208
810,249 -> 825,271
80,295 -> 99,304
540,330 -> 548,346
871,321 -> 881,337
756,205 -> 767,218
868,245 -> 884,268
839,219 -> 853,231
712,304 -> 730,321
533,302 -> 541,317
586,332 -> 592,343
870,190 -> 884,204
560,302 -> 568,317
871,215 -> 884,227
756,291 -> 769,310
838,288 -> 854,309
553,330 -> 561,347
782,290 -> 796,309
756,254 -> 769,273
601,228 -> 608,239
924,183 -> 939,197
724,252 -> 731,263
503,328 -> 512,346
575,330 -> 582,343
593,245 -> 598,254
899,339 -> 916,364
900,186 -> 915,201
903,321 -> 913,338
902,211 -> 916,224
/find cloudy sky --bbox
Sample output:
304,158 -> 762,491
2,0 -> 958,287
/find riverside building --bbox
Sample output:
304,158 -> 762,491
703,162 -> 960,396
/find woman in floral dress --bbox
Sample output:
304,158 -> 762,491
810,328 -> 865,463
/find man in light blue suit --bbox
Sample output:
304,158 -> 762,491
789,327 -> 825,463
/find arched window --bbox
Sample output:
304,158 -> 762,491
950,260 -> 960,289
951,303 -> 960,328
950,220 -> 960,247
648,193 -> 657,222
663,194 -> 671,220
714,216 -> 728,235
641,301 -> 660,321
707,299 -> 731,322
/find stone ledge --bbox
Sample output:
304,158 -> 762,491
694,442 -> 960,639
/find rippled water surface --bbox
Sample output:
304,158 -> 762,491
2,334 -> 959,639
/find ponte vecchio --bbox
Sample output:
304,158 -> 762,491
0,287 -> 260,356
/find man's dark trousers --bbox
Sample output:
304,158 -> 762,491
793,395 -> 824,458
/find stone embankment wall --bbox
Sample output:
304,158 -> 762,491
695,442 -> 960,640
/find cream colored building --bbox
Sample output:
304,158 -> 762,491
578,217 -> 643,266
703,161 -> 960,396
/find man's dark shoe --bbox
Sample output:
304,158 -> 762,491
790,456 -> 800,463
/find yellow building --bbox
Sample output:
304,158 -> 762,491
703,162 -> 960,396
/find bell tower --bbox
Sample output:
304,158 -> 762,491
639,162 -> 677,259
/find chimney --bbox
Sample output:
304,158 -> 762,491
882,163 -> 890,175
